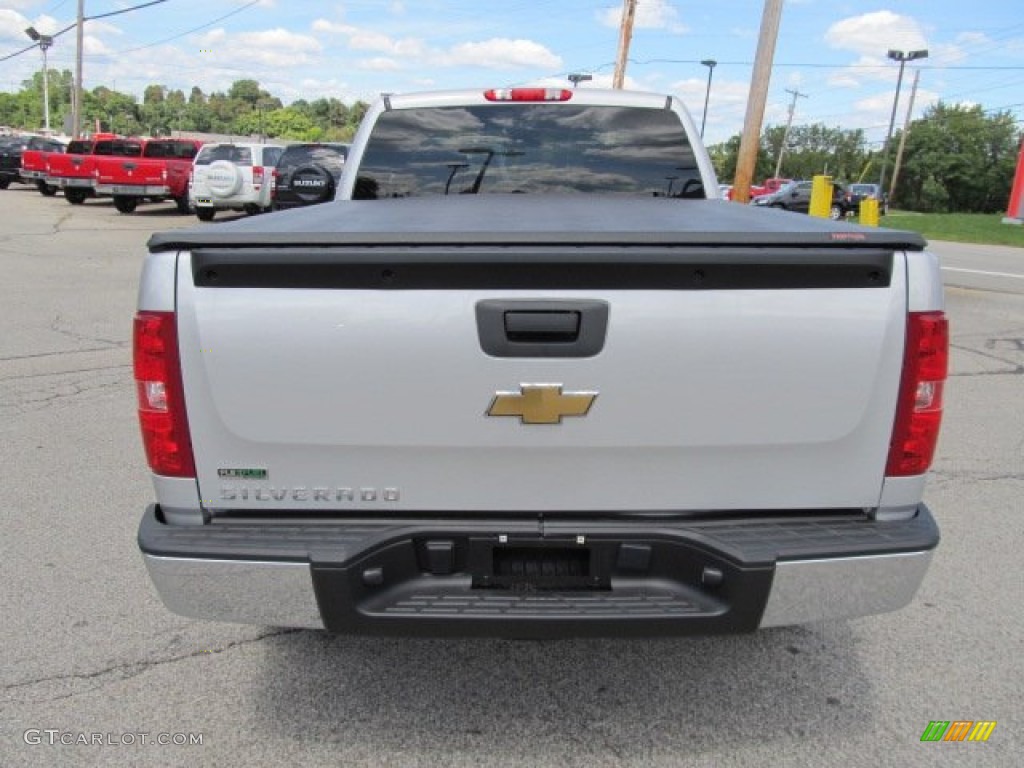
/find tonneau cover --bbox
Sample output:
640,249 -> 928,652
148,196 -> 927,252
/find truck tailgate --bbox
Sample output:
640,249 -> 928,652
158,198 -> 918,515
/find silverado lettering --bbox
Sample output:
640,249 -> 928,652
220,486 -> 401,502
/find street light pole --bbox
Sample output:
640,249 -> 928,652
24,27 -> 54,133
699,59 -> 716,139
877,48 -> 927,194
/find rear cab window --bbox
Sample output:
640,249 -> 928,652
66,140 -> 93,155
260,146 -> 284,166
93,139 -> 143,157
352,104 -> 703,199
144,140 -> 199,160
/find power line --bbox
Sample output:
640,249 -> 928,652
0,0 -> 168,63
109,0 -> 263,56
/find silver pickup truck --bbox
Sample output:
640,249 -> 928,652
135,88 -> 947,637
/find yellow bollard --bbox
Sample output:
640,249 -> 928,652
859,198 -> 880,227
808,175 -> 832,219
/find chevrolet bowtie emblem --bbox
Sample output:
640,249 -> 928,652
487,384 -> 597,425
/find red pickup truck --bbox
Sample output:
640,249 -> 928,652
19,135 -> 69,196
47,135 -> 140,205
94,138 -> 202,214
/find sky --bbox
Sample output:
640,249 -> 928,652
1,0 -> 1022,147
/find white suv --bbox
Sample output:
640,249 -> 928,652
189,142 -> 284,221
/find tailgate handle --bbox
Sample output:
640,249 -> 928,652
504,311 -> 580,342
477,300 -> 609,358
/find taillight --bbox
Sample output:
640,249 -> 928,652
253,165 -> 264,190
484,88 -> 572,102
133,312 -> 195,477
886,311 -> 948,476
270,168 -> 278,198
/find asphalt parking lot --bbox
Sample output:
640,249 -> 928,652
0,187 -> 1020,767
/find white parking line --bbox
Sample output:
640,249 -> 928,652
941,267 -> 1024,280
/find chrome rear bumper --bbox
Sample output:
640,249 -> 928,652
140,504 -> 939,635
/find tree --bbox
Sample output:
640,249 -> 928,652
143,85 -> 165,105
893,103 -> 1020,213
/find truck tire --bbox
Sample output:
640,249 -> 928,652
196,207 -> 216,222
37,181 -> 57,197
114,195 -> 138,214
175,196 -> 191,214
65,188 -> 88,205
0,178 -> 10,190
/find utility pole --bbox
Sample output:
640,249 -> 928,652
612,0 -> 637,89
73,0 -> 84,138
888,69 -> 920,202
878,48 -> 927,194
773,87 -> 807,179
733,0 -> 784,203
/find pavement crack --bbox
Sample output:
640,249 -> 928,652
0,347 -> 126,364
1,628 -> 305,704
950,368 -> 1023,377
950,342 -> 1023,375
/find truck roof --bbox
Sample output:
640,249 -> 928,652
379,87 -> 678,111
148,196 -> 926,252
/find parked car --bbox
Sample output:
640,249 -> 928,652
46,135 -> 139,205
752,179 -> 852,219
760,177 -> 792,195
93,138 -> 202,214
189,142 -> 284,221
0,135 -> 30,189
18,135 -> 68,195
272,143 -> 349,210
845,182 -> 888,215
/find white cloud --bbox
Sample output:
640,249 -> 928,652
356,57 -> 403,72
0,10 -> 31,43
82,33 -> 115,57
314,17 -> 559,72
955,31 -> 991,47
312,19 -> 426,58
444,38 -> 562,70
597,0 -> 688,34
825,11 -> 928,56
1,11 -> 60,40
191,27 -> 322,70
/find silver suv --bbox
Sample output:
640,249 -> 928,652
189,142 -> 284,221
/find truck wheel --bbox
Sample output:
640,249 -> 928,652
65,189 -> 88,205
174,196 -> 191,214
114,196 -> 138,214
37,181 -> 57,197
196,208 -> 216,222
829,204 -> 843,221
0,178 -> 10,190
